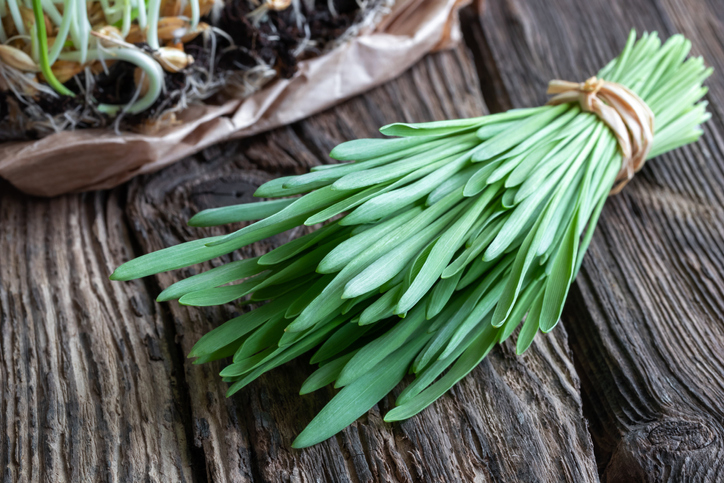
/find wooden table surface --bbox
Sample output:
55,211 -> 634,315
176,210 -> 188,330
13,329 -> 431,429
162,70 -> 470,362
2,0 -> 724,481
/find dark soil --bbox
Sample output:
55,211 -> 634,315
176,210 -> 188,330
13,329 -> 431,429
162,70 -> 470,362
0,0 -> 378,140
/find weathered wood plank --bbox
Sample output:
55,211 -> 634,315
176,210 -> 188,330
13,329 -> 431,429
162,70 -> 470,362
16,0 -> 724,478
0,183 -> 200,482
471,0 -> 724,480
121,43 -> 599,481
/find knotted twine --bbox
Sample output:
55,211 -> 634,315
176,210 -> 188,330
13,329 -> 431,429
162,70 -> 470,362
547,76 -> 654,195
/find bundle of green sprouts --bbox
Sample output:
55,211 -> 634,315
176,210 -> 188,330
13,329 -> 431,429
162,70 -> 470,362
112,31 -> 711,448
0,0 -> 387,138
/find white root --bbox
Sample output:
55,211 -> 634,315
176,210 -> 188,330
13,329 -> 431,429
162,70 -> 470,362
5,0 -> 27,37
189,0 -> 199,29
145,0 -> 161,49
136,0 -> 147,28
47,0 -> 74,64
74,0 -> 90,63
60,47 -> 164,113
40,0 -> 62,25
0,0 -> 386,133
120,0 -> 131,37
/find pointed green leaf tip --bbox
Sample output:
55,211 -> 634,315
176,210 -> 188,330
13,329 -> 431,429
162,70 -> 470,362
108,31 -> 711,448
110,236 -> 228,281
292,333 -> 429,448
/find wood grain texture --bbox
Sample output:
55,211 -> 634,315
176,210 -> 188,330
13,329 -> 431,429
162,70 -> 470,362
470,0 -> 724,481
0,185 -> 199,482
2,0 -> 723,481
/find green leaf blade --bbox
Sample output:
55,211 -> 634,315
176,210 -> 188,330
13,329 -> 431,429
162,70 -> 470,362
292,332 -> 430,448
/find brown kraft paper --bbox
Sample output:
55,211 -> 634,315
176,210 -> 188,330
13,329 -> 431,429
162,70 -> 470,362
0,0 -> 470,197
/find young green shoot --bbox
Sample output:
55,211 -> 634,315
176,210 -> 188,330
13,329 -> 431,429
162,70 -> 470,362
112,31 -> 711,448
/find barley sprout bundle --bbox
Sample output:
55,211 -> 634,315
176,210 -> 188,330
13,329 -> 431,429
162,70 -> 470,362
112,31 -> 711,448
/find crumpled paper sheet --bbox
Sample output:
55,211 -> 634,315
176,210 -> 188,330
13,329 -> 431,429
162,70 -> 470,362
0,0 -> 470,197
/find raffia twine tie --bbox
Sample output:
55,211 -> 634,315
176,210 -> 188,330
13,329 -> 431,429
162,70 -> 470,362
547,76 -> 654,195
